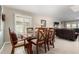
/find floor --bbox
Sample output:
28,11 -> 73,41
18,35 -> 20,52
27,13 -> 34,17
0,37 -> 79,54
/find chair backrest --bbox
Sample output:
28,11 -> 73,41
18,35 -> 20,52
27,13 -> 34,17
9,28 -> 18,45
36,28 -> 47,43
27,27 -> 34,37
48,28 -> 55,40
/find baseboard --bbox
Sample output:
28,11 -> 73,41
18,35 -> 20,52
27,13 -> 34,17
5,42 -> 10,44
0,42 -> 10,53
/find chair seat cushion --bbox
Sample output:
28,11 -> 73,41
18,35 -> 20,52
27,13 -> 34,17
31,39 -> 44,44
15,39 -> 28,47
18,38 -> 28,43
15,40 -> 24,47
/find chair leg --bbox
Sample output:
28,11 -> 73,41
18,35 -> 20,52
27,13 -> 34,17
51,42 -> 55,48
36,45 -> 39,54
24,44 -> 30,54
44,42 -> 47,53
52,43 -> 55,48
11,47 -> 15,54
51,39 -> 55,48
47,41 -> 50,51
50,41 -> 52,45
27,45 -> 30,54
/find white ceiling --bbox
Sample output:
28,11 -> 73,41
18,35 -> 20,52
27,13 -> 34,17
5,5 -> 79,21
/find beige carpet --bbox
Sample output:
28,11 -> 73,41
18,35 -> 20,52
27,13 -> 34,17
0,37 -> 79,54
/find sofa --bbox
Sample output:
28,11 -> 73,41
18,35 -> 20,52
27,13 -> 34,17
55,28 -> 78,41
74,28 -> 79,33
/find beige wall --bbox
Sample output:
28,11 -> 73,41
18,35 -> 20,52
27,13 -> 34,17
0,31 -> 4,49
3,6 -> 33,42
32,15 -> 61,28
32,15 -> 53,28
0,6 -> 4,49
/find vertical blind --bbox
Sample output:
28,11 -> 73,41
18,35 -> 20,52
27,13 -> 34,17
15,14 -> 32,35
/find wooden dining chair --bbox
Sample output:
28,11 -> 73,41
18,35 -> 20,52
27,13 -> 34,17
27,27 -> 34,37
47,28 -> 55,51
31,28 -> 47,54
9,28 -> 29,54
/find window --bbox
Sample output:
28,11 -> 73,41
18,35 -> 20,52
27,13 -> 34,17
71,23 -> 77,28
78,24 -> 79,28
66,22 -> 77,29
66,23 -> 71,28
15,14 -> 32,35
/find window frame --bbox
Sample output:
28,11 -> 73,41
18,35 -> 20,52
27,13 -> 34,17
14,13 -> 32,35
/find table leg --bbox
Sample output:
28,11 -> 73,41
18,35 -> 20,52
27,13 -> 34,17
27,39 -> 33,54
28,40 -> 33,54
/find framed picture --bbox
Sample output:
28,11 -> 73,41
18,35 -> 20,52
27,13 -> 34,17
41,20 -> 46,27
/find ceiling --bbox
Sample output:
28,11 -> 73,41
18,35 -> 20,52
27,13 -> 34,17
5,5 -> 79,21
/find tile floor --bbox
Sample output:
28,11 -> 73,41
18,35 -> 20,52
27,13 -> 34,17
0,37 -> 79,54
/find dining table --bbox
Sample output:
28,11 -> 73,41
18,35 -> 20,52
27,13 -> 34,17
22,35 -> 36,54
